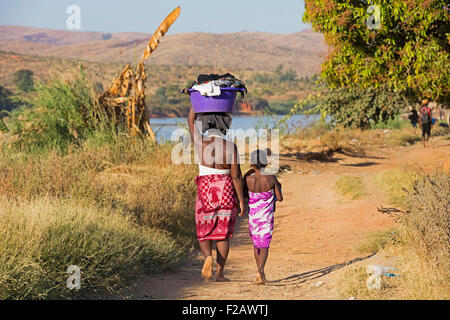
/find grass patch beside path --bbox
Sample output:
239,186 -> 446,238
334,175 -> 368,201
337,263 -> 400,300
376,168 -> 420,207
356,228 -> 403,254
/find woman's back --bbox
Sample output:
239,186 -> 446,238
197,135 -> 237,170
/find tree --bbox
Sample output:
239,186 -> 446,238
312,86 -> 409,129
155,86 -> 168,104
274,64 -> 284,75
102,33 -> 112,40
0,85 -> 17,112
278,69 -> 298,82
13,69 -> 34,92
303,0 -> 449,104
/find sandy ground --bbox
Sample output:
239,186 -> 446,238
131,136 -> 450,300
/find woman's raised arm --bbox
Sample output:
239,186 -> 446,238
188,106 -> 196,143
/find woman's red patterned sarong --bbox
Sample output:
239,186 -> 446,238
195,174 -> 238,241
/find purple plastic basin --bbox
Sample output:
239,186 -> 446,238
188,87 -> 245,113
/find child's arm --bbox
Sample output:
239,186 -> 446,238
243,174 -> 249,198
243,168 -> 255,179
242,169 -> 254,196
273,176 -> 283,202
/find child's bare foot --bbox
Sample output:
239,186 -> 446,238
261,273 -> 267,283
254,274 -> 265,285
201,256 -> 213,280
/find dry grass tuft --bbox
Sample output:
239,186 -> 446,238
340,169 -> 449,300
0,197 -> 182,299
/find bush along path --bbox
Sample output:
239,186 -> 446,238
132,136 -> 450,300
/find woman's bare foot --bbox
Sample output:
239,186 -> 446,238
201,256 -> 213,280
215,275 -> 231,282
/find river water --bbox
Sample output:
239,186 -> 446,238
150,114 -> 320,141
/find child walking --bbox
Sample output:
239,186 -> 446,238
240,149 -> 283,285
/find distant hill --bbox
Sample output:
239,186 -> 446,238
0,26 -> 327,76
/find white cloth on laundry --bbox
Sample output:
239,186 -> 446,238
192,81 -> 221,97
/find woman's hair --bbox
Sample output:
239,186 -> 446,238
195,112 -> 232,135
250,149 -> 271,169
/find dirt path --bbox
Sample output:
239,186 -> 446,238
132,137 -> 450,300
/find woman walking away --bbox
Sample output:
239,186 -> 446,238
242,149 -> 283,285
188,107 -> 245,282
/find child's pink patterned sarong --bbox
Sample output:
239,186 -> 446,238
248,190 -> 275,248
195,174 -> 238,241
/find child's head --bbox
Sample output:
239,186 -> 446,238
250,149 -> 270,169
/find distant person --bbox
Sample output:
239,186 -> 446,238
408,108 -> 419,132
242,149 -> 283,285
419,99 -> 433,147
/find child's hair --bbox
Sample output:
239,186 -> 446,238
250,149 -> 271,169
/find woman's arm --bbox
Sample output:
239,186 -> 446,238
230,145 -> 245,216
274,176 -> 283,202
188,106 -> 196,143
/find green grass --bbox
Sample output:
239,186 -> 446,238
376,168 -> 420,207
334,175 -> 368,201
356,228 -> 403,253
7,69 -> 111,154
370,116 -> 408,130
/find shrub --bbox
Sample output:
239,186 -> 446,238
13,69 -> 34,92
403,171 -> 449,278
8,69 -> 109,153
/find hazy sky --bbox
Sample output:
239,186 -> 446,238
0,0 -> 310,34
